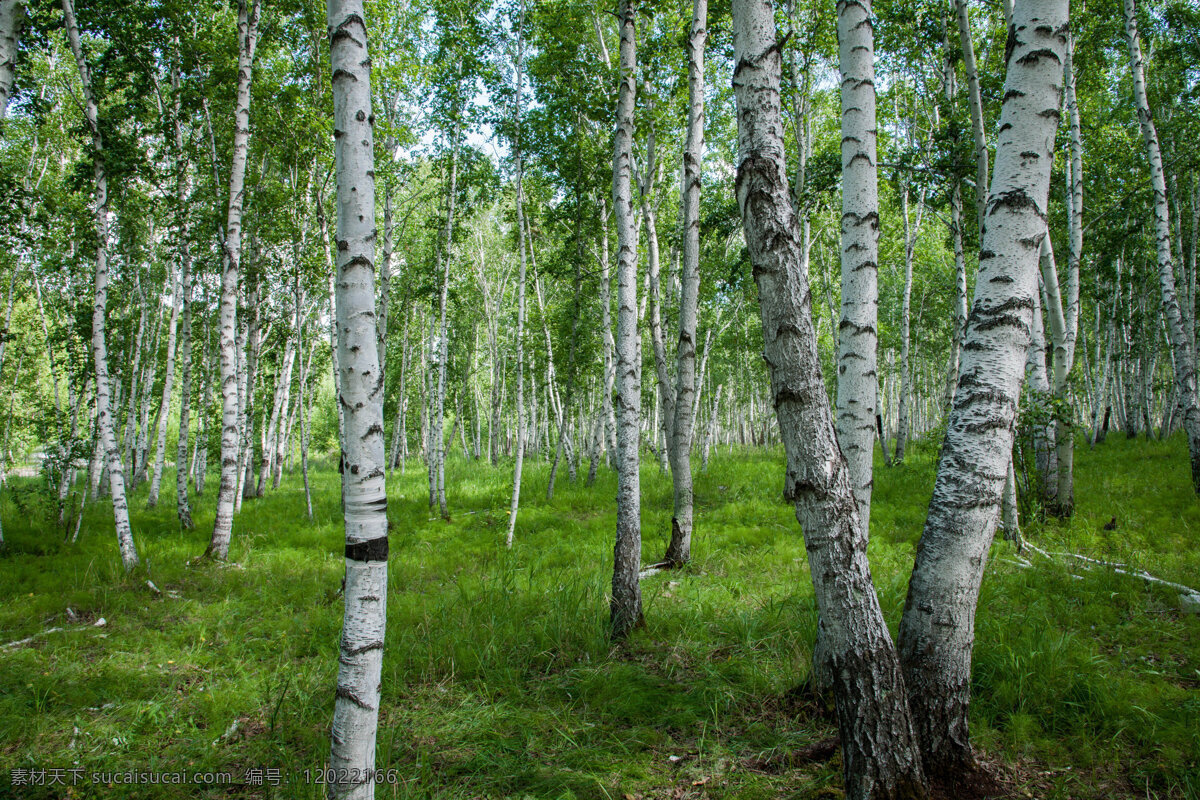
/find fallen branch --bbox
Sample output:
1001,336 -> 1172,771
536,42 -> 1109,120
1024,542 -> 1200,608
2,617 -> 106,650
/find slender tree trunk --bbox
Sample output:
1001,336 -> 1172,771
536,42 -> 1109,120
660,0 -> 706,566
599,197 -> 618,468
172,73 -> 196,530
898,0 -> 1067,774
508,28 -> 529,546
835,0 -> 881,530
207,0 -> 260,560
731,4 -> 927,796
296,274 -> 313,520
148,252 -> 181,507
895,182 -> 923,463
610,0 -> 643,640
1123,0 -> 1200,491
62,0 -> 139,571
954,0 -> 988,230
326,4 -> 388,797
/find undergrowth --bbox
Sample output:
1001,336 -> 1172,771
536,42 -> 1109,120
0,435 -> 1197,798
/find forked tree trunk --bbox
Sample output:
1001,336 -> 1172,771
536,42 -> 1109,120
835,0 -> 881,530
730,4 -> 926,797
661,0 -> 705,567
898,0 -> 1067,774
326,3 -> 389,797
62,0 -> 139,571
610,0 -> 643,640
207,0 -> 260,561
1122,0 -> 1200,492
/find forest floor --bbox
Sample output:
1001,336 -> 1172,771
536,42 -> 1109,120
0,435 -> 1198,799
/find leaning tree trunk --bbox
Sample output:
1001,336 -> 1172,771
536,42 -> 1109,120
1122,0 -> 1200,492
661,0 -> 705,567
730,3 -> 927,797
507,9 -> 528,548
835,0 -> 881,531
62,0 -> 139,571
207,0 -> 260,561
897,0 -> 1067,775
610,0 -> 643,641
325,3 -> 389,798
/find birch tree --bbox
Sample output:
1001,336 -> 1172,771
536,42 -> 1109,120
506,1 -> 528,548
835,0 -> 881,529
610,0 -> 642,640
62,0 -> 139,572
660,0 -> 705,567
0,0 -> 21,118
326,1 -> 389,796
207,0 -> 260,561
897,0 -> 1069,772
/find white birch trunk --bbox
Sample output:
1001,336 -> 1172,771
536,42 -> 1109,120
610,0 -> 642,640
208,0 -> 260,560
835,0 -> 880,530
508,20 -> 529,545
662,0 -> 705,566
326,3 -> 388,796
62,0 -> 139,571
0,0 -> 21,118
897,0 -> 1067,772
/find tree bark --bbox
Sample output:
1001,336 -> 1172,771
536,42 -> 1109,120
0,0 -> 22,119
610,0 -> 643,641
898,0 -> 1067,773
207,0 -> 260,560
326,3 -> 389,797
661,0 -> 705,567
835,0 -> 881,530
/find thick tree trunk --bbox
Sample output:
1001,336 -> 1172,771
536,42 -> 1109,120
1122,0 -> 1200,492
731,4 -> 927,797
661,0 -> 705,567
207,0 -> 260,561
63,0 -> 139,571
326,3 -> 388,797
835,0 -> 881,530
0,0 -> 22,118
610,0 -> 643,641
898,0 -> 1067,774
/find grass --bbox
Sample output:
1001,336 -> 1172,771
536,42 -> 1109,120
0,435 -> 1197,799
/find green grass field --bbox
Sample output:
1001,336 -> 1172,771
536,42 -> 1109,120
1,435 -> 1198,799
